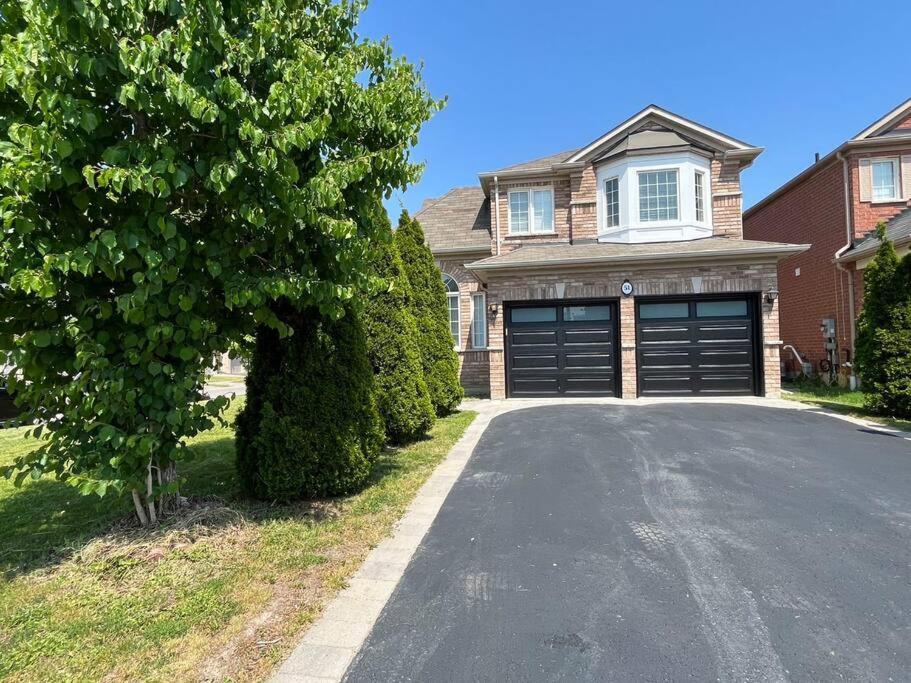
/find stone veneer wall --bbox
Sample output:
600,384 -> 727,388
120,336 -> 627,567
484,262 -> 781,400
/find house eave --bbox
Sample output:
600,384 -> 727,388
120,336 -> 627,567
465,244 -> 809,282
837,234 -> 911,263
432,245 -> 493,257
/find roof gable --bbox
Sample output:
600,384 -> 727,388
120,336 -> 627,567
852,97 -> 911,140
567,105 -> 760,163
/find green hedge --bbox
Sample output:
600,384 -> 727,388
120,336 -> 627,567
235,306 -> 384,500
855,224 -> 911,418
363,221 -> 435,444
394,212 -> 463,415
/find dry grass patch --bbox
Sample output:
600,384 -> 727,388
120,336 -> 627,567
0,401 -> 476,682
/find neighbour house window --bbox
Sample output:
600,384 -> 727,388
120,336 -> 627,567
443,274 -> 460,349
872,159 -> 899,201
694,171 -> 705,222
508,188 -> 553,233
638,170 -> 679,222
605,177 -> 620,228
472,293 -> 487,348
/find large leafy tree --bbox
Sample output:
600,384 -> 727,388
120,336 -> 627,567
855,223 -> 911,417
0,0 -> 439,523
394,211 -> 463,415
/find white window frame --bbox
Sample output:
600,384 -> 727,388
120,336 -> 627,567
443,273 -> 460,350
507,186 -> 555,234
471,292 -> 487,349
694,170 -> 705,222
871,157 -> 901,202
604,176 -> 620,228
637,168 -> 680,223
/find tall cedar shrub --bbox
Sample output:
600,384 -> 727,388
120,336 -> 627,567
235,306 -> 384,501
0,1 -> 439,524
855,223 -> 911,418
362,219 -> 435,443
394,212 -> 463,414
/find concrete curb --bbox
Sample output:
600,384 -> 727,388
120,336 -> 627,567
270,401 -> 507,683
270,395 -> 907,682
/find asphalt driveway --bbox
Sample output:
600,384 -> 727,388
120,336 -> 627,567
345,404 -> 911,682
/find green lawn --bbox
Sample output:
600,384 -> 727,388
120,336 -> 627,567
782,381 -> 911,432
0,401 -> 476,682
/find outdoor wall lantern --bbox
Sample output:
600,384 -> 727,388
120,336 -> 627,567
488,302 -> 500,317
765,288 -> 780,304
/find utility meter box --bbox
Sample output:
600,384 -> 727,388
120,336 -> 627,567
821,318 -> 836,337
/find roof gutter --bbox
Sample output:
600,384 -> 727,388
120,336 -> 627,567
432,246 -> 494,256
466,244 -> 810,275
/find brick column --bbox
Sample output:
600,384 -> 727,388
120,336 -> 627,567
762,298 -> 782,398
619,297 -> 637,398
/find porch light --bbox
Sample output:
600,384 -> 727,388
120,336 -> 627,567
765,288 -> 780,304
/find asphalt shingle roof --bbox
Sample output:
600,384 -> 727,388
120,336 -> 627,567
414,187 -> 491,252
845,207 -> 911,259
490,149 -> 579,174
466,237 -> 808,271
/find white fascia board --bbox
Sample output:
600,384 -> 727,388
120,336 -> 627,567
852,98 -> 911,140
568,105 -> 756,163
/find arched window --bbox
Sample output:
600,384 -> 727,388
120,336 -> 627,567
443,274 -> 460,349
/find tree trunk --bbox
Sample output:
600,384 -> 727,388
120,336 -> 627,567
131,458 -> 179,525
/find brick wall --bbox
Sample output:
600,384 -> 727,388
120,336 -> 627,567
893,113 -> 911,131
569,166 -> 598,241
743,161 -> 850,368
483,262 -> 781,399
490,177 -> 572,254
848,151 -> 911,235
437,257 -> 491,396
711,158 -> 744,239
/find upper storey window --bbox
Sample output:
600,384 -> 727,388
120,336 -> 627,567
872,159 -> 898,201
638,170 -> 679,222
595,152 -> 713,243
508,188 -> 553,234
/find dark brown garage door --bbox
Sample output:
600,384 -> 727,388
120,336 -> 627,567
636,296 -> 760,396
506,302 -> 618,397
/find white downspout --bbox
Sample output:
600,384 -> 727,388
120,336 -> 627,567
494,175 -> 501,256
835,151 -> 857,384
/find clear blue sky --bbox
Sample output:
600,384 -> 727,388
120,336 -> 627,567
358,0 -> 910,217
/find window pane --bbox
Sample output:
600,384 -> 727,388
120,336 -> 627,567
448,293 -> 460,347
639,170 -> 679,222
509,191 -> 529,233
639,302 -> 689,319
695,172 -> 705,222
472,294 -> 487,348
532,189 -> 553,232
565,305 -> 612,321
605,177 -> 620,228
696,300 -> 748,317
442,273 -> 458,293
511,307 -> 557,323
872,161 -> 896,200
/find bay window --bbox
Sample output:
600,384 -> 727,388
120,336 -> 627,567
638,170 -> 679,222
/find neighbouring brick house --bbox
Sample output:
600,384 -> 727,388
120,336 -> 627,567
744,98 -> 911,378
416,105 -> 807,399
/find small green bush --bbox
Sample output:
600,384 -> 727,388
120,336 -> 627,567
363,219 -> 435,444
395,212 -> 463,415
855,223 -> 911,418
236,307 -> 384,501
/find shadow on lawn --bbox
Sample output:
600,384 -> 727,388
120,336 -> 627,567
0,435 -> 413,581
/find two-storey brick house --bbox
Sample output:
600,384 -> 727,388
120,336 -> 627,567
744,98 -> 911,377
416,105 -> 807,399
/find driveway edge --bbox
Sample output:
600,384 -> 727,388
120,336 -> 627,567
270,402 -> 506,683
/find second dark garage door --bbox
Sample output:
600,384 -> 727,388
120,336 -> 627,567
506,301 -> 618,397
636,296 -> 761,396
